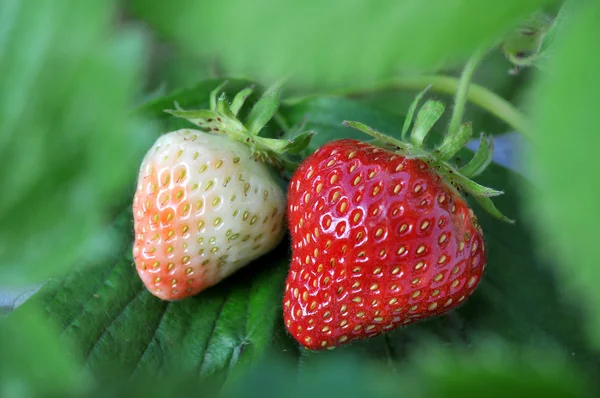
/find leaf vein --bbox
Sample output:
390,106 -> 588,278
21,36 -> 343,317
130,301 -> 171,376
196,289 -> 231,375
82,286 -> 146,368
59,261 -> 123,336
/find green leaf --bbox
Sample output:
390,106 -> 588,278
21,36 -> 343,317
13,210 -> 292,384
397,339 -> 589,398
227,338 -> 591,398
128,0 -> 554,86
527,0 -> 600,348
0,0 -> 153,285
0,309 -> 86,397
281,96 -> 407,152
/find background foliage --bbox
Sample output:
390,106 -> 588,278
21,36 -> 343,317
1,0 -> 599,396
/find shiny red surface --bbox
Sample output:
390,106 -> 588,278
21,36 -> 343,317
284,139 -> 486,350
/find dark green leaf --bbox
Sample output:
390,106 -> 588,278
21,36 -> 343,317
281,96 -> 407,152
14,209 -> 291,383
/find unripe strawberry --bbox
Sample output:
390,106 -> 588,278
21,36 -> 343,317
133,129 -> 286,300
133,83 -> 313,300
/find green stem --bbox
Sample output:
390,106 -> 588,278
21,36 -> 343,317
283,75 -> 533,142
447,51 -> 484,139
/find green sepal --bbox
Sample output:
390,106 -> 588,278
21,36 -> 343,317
216,93 -> 236,120
231,86 -> 255,116
473,195 -> 515,224
164,108 -> 246,135
282,130 -> 316,154
164,84 -> 314,173
245,83 -> 281,135
440,165 -> 504,198
165,108 -> 216,119
344,105 -> 511,223
343,121 -> 411,152
401,85 -> 431,140
210,80 -> 229,111
437,122 -> 473,161
410,99 -> 445,148
461,133 -> 494,178
255,130 -> 315,155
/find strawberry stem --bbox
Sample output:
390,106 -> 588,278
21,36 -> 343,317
283,74 -> 533,142
446,50 -> 484,142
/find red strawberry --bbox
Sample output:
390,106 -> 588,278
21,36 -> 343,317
283,97 -> 510,350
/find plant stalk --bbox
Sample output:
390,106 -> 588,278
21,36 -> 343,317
283,75 -> 533,142
447,50 -> 484,140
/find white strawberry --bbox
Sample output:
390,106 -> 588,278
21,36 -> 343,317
132,84 -> 313,300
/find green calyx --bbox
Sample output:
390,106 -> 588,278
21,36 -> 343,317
344,88 -> 513,224
164,81 -> 314,171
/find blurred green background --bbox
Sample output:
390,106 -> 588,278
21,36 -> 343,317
1,0 -> 599,396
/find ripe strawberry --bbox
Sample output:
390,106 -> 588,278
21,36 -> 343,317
133,84 -> 313,300
283,96 -> 510,350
